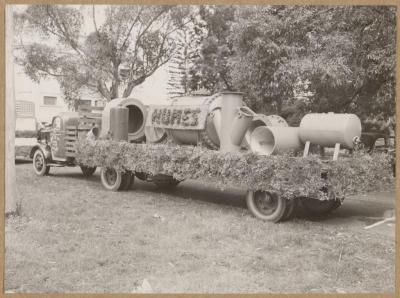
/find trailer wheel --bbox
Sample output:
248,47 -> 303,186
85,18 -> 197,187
80,166 -> 97,177
301,198 -> 341,215
246,190 -> 287,222
100,167 -> 129,191
152,174 -> 181,189
300,188 -> 341,215
135,171 -> 148,181
33,149 -> 50,176
282,198 -> 297,221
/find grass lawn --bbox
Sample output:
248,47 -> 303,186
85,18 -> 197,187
5,163 -> 395,293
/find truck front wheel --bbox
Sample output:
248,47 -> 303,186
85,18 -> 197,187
33,149 -> 50,176
246,190 -> 287,222
100,167 -> 129,191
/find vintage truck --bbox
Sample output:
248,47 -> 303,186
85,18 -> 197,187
31,92 -> 362,222
30,108 -> 101,177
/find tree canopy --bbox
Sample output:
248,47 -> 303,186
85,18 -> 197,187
190,5 -> 396,125
15,5 -> 190,105
14,5 -> 395,125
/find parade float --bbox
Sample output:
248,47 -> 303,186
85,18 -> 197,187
30,92 -> 394,222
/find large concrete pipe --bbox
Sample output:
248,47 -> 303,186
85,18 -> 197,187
162,94 -> 222,149
101,98 -> 147,143
110,106 -> 128,141
144,126 -> 167,144
219,92 -> 245,152
250,126 -> 302,155
230,106 -> 255,147
243,114 -> 288,148
145,92 -> 244,150
299,113 -> 361,148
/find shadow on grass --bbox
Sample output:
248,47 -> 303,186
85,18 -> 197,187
31,166 -> 394,223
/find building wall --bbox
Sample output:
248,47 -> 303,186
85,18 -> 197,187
14,65 -> 69,123
13,63 -> 171,124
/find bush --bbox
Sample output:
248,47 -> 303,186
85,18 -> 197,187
76,140 -> 394,200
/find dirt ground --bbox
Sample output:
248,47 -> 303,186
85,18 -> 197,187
5,162 -> 396,293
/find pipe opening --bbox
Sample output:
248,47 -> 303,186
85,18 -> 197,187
127,105 -> 144,134
250,126 -> 275,155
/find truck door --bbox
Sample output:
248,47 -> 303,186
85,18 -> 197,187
50,116 -> 66,160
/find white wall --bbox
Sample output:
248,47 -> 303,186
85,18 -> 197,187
14,65 -> 69,123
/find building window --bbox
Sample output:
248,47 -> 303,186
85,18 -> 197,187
16,100 -> 35,118
43,96 -> 57,105
78,99 -> 91,106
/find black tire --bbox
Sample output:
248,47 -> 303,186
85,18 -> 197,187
301,185 -> 342,215
282,198 -> 298,221
152,174 -> 181,189
100,167 -> 127,191
122,171 -> 135,190
80,166 -> 97,177
33,149 -> 50,176
301,198 -> 341,215
135,171 -> 148,181
246,190 -> 287,222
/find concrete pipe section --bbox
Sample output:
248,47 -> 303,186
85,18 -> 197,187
101,98 -> 147,143
250,126 -> 302,155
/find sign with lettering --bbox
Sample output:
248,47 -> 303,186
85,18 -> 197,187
146,105 -> 208,130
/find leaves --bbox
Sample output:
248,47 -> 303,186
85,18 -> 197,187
190,5 -> 395,124
15,5 -> 191,104
76,140 -> 394,200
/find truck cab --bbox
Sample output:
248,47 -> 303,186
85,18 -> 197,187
30,110 -> 101,176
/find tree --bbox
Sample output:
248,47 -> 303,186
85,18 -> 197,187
14,5 -> 190,105
190,6 -> 395,126
189,5 -> 236,93
166,20 -> 200,97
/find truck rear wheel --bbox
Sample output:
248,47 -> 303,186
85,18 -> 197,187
80,166 -> 97,177
100,167 -> 129,191
301,198 -> 341,214
122,171 -> 135,190
300,188 -> 342,215
152,174 -> 181,189
246,190 -> 287,222
33,149 -> 50,176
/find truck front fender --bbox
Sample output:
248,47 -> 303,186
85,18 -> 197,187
30,144 -> 52,160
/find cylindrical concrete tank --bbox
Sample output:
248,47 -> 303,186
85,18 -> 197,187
110,106 -> 128,141
101,98 -> 147,143
164,93 -> 222,149
299,113 -> 361,148
250,126 -> 302,155
149,92 -> 244,151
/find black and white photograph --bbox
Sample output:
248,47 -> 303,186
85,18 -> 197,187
4,3 -> 396,294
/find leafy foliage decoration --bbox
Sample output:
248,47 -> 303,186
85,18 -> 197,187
76,140 -> 394,200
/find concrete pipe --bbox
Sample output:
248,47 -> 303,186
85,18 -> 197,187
230,106 -> 256,147
101,98 -> 147,143
219,92 -> 244,152
243,114 -> 288,148
110,106 -> 128,141
299,113 -> 361,149
144,126 -> 167,144
250,126 -> 302,155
